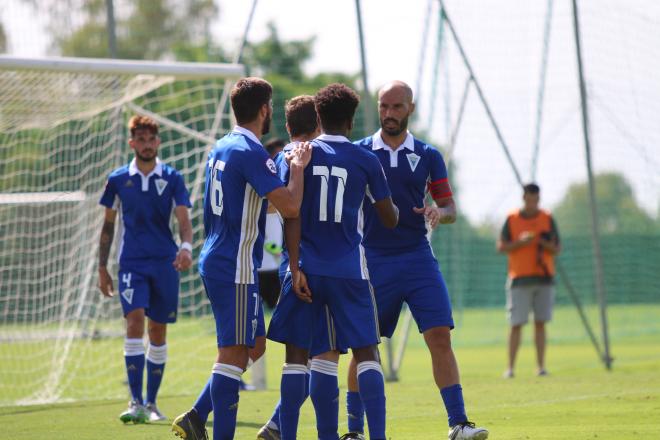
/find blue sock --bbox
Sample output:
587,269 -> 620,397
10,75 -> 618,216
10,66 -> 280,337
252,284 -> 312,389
146,343 -> 167,404
268,368 -> 309,432
268,399 -> 282,431
193,376 -> 213,424
357,361 -> 386,440
124,338 -> 145,404
211,363 -> 243,440
279,363 -> 309,440
310,360 -> 339,440
440,384 -> 467,427
346,391 -> 364,433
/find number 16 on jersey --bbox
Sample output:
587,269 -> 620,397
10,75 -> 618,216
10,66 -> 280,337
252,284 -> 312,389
211,160 -> 225,216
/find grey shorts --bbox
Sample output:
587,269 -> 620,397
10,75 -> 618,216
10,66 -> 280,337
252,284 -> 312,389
506,282 -> 554,326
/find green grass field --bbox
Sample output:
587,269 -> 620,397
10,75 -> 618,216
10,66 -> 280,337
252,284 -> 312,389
1,305 -> 659,439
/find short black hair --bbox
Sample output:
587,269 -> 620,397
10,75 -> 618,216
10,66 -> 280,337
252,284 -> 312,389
264,137 -> 286,156
230,77 -> 272,124
523,183 -> 540,194
285,95 -> 318,137
314,83 -> 360,132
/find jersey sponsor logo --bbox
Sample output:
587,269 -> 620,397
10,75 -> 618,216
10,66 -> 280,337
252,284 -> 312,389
121,288 -> 134,304
406,152 -> 421,172
124,179 -> 134,187
266,158 -> 277,174
155,178 -> 168,195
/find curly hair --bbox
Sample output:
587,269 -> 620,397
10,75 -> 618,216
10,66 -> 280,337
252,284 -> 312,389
314,83 -> 360,132
285,95 -> 318,137
128,115 -> 159,137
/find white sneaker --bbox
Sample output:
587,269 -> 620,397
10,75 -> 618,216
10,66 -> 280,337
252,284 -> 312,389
449,421 -> 489,440
145,402 -> 167,421
119,400 -> 148,424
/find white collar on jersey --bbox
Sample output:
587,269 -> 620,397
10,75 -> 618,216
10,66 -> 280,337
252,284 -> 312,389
232,125 -> 263,146
316,133 -> 351,143
128,157 -> 163,177
372,129 -> 415,152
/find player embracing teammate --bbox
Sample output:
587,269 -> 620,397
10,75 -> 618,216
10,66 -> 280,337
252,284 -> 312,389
170,78 -> 488,440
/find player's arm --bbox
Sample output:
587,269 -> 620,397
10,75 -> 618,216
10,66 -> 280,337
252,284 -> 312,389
538,217 -> 561,255
415,148 -> 456,227
266,142 -> 312,218
373,197 -> 399,229
496,218 -> 533,253
173,206 -> 193,271
98,208 -> 117,297
283,216 -> 312,302
414,195 -> 457,228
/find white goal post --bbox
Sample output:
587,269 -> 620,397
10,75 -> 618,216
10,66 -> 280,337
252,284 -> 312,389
0,56 -> 262,406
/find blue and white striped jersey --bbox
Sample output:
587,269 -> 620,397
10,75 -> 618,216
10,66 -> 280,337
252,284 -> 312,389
199,126 -> 284,284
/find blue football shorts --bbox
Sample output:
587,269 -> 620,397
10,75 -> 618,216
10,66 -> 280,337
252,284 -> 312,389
367,246 -> 454,338
118,258 -> 179,324
267,272 -> 379,355
201,275 -> 265,348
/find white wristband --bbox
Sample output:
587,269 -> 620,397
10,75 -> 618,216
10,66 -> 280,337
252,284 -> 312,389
180,242 -> 193,253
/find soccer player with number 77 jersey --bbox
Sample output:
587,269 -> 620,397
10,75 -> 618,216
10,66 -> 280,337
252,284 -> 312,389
266,83 -> 399,440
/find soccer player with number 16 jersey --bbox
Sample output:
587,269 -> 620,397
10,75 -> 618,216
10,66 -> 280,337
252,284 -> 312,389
172,77 -> 311,440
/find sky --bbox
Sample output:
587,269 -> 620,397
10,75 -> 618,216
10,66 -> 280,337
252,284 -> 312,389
3,0 -> 659,225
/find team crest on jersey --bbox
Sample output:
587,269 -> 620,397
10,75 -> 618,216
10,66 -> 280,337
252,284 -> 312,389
121,288 -> 134,304
406,153 -> 421,172
266,158 -> 277,174
155,178 -> 168,195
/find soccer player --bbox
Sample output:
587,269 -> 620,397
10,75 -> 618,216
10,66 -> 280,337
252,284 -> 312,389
497,183 -> 561,378
341,81 -> 489,440
260,137 -> 288,309
97,115 -> 193,423
256,95 -> 324,440
171,77 -> 311,440
266,83 -> 399,440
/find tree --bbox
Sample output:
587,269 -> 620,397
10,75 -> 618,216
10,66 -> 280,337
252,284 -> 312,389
30,0 -> 225,61
553,172 -> 656,235
0,22 -> 7,53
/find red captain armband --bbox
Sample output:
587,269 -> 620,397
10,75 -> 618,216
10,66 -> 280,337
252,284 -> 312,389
427,178 -> 453,199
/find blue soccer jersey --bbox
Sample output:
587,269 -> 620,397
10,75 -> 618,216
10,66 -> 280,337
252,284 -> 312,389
354,130 -> 452,254
199,126 -> 284,284
279,134 -> 391,279
99,158 -> 192,264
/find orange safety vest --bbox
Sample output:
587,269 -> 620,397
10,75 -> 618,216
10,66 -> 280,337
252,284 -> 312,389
506,209 -> 556,279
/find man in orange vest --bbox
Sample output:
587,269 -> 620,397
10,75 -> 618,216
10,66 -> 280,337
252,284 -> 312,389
497,183 -> 560,378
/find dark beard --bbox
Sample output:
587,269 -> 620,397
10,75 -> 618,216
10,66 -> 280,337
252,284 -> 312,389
262,113 -> 272,135
381,115 -> 409,136
135,151 -> 156,162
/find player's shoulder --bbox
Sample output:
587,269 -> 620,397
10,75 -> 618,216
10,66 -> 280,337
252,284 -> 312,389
411,135 -> 443,159
540,208 -> 554,219
353,135 -> 375,150
107,164 -> 130,181
159,162 -> 184,181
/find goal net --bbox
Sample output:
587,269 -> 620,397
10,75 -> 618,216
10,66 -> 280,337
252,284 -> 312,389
407,0 -> 660,360
0,55 -> 242,405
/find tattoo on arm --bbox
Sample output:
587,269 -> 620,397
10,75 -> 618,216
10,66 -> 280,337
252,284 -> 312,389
99,220 -> 115,267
